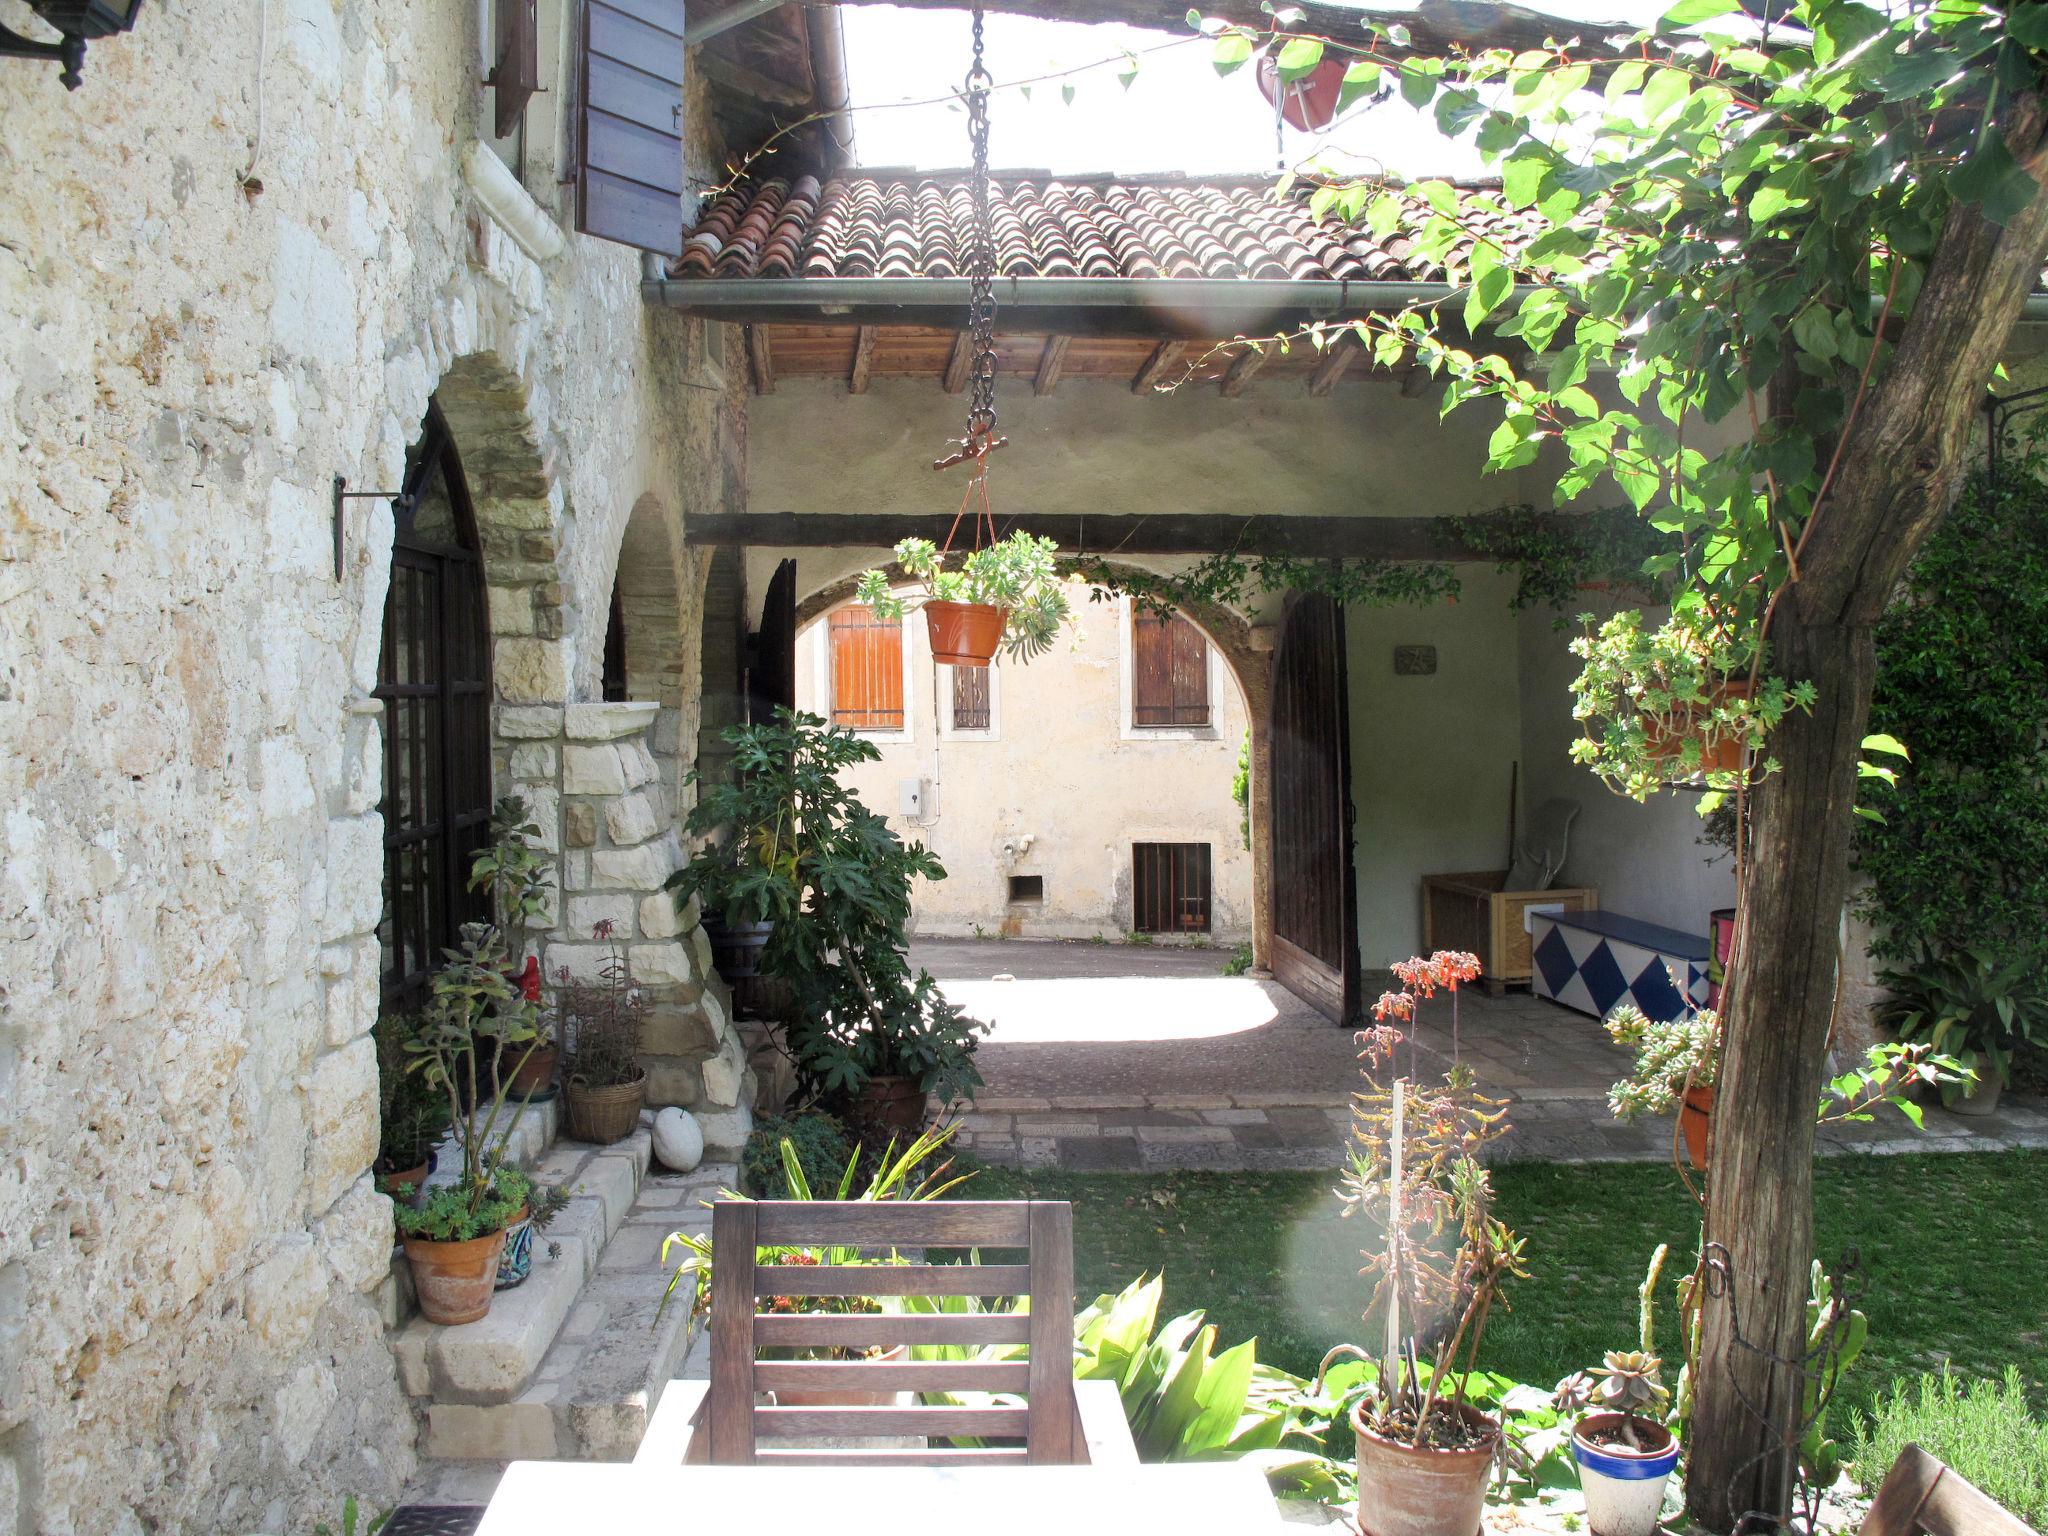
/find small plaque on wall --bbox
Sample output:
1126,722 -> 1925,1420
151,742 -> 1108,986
1394,645 -> 1438,676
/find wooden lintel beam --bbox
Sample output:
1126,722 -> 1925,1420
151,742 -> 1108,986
942,332 -> 972,395
1131,340 -> 1187,394
1307,337 -> 1359,397
849,326 -> 877,394
1219,345 -> 1269,398
680,509 -> 1637,561
747,325 -> 775,395
1034,335 -> 1071,397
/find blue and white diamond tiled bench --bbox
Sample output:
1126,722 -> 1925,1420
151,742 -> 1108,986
1530,910 -> 1711,1022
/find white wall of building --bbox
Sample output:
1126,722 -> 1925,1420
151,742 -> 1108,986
795,584 -> 1253,941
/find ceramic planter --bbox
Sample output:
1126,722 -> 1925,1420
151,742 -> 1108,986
924,601 -> 1007,667
403,1228 -> 510,1325
855,1073 -> 927,1135
1645,682 -> 1751,775
566,1073 -> 646,1144
1350,1400 -> 1500,1536
705,917 -> 773,981
1680,1084 -> 1714,1169
1572,1413 -> 1679,1536
1949,1070 -> 2003,1118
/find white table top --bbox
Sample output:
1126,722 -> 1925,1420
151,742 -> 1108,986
475,1458 -> 1288,1535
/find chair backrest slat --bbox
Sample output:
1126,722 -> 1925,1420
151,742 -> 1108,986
707,1198 -> 1081,1468
752,1200 -> 1033,1247
753,1261 -> 1031,1298
755,1312 -> 1032,1349
1861,1445 -> 2041,1536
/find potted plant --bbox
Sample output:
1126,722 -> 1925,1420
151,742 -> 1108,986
1316,973 -> 1528,1536
1604,1003 -> 1720,1167
668,712 -> 990,1124
1556,1353 -> 1680,1536
560,920 -> 648,1144
855,532 -> 1070,667
373,1011 -> 447,1197
1568,604 -> 1813,800
1877,946 -> 2042,1115
496,1180 -> 572,1291
504,956 -> 558,1099
662,1127 -> 969,1405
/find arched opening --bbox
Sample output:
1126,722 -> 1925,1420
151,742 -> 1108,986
603,491 -> 688,802
375,398 -> 493,1016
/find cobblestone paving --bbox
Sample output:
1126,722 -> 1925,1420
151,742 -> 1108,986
918,939 -> 2048,1171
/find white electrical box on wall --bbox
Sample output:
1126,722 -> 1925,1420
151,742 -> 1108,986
899,778 -> 928,819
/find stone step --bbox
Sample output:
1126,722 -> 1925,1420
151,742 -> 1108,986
413,1160 -> 733,1464
394,1129 -> 651,1413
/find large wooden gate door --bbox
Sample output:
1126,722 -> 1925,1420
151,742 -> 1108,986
1270,592 -> 1360,1023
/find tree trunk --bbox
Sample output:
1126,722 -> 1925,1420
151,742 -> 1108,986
1684,610 -> 1873,1530
1685,90 -> 2048,1531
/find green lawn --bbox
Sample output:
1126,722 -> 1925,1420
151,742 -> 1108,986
968,1152 -> 2048,1421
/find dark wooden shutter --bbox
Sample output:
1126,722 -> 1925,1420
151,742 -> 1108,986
489,0 -> 540,139
576,0 -> 686,257
1270,593 -> 1359,1023
952,664 -> 991,730
1132,610 -> 1211,727
829,607 -> 905,730
748,559 -> 796,725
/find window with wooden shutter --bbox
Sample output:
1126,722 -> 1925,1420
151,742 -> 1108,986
1132,610 -> 1211,727
488,0 -> 539,141
951,664 -> 991,730
828,606 -> 904,731
576,0 -> 686,257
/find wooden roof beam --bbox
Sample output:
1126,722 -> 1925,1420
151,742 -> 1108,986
747,325 -> 775,395
942,331 -> 972,394
1034,335 -> 1071,396
1307,336 -> 1359,396
849,325 -> 877,394
1131,340 -> 1187,394
1219,345 -> 1268,398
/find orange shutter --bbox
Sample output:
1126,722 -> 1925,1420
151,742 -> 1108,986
829,606 -> 904,730
1132,611 -> 1211,727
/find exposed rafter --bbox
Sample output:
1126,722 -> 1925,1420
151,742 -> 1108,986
849,325 -> 878,394
1131,340 -> 1188,394
942,331 -> 973,394
1307,337 -> 1359,397
1219,345 -> 1268,398
747,325 -> 775,395
1034,335 -> 1071,396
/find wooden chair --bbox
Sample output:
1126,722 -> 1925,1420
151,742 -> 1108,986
634,1199 -> 1137,1468
1862,1445 -> 2041,1536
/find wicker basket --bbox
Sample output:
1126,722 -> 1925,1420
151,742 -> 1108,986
565,1075 -> 646,1145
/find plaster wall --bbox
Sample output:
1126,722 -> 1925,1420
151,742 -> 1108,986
0,4 -> 740,1531
794,585 -> 1253,942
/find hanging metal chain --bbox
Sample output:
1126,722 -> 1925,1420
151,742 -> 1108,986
964,9 -> 998,447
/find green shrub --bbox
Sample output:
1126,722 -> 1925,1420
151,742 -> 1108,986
1851,1369 -> 2048,1525
740,1112 -> 855,1199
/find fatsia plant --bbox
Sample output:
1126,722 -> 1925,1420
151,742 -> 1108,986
1194,0 -> 2048,1516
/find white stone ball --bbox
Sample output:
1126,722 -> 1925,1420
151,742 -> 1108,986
653,1107 -> 704,1174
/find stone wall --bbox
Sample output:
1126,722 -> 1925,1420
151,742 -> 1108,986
0,3 -> 740,1531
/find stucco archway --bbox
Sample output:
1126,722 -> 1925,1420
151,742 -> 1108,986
791,560 -> 1275,967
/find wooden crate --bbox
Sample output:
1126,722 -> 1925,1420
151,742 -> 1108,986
1421,872 -> 1599,993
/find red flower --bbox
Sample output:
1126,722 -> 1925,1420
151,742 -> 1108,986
1373,990 -> 1417,1022
1430,950 -> 1483,988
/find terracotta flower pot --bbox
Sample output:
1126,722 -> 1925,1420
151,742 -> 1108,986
1681,1084 -> 1714,1169
403,1228 -> 510,1326
566,1074 -> 646,1144
771,1344 -> 908,1407
1256,51 -> 1347,131
1572,1413 -> 1680,1536
924,601 -> 1007,667
855,1073 -> 928,1136
509,1042 -> 558,1100
1645,682 -> 1751,775
1351,1400 -> 1500,1536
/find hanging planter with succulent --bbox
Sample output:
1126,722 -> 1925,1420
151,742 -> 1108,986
852,12 -> 1069,670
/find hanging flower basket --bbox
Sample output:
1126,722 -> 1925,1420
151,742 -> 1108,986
924,600 -> 1009,667
1643,680 -> 1752,775
1256,51 -> 1347,131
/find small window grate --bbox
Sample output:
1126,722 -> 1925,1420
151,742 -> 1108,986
1132,843 -> 1212,934
952,664 -> 991,730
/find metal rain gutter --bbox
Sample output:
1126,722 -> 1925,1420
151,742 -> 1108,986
642,274 -> 2048,321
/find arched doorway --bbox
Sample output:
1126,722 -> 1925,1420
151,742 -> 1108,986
376,400 -> 493,1015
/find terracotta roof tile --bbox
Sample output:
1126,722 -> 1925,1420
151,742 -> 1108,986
670,172 -> 1517,285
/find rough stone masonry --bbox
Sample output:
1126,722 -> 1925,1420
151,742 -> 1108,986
0,3 -> 746,1531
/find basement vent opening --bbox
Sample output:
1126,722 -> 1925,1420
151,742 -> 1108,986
1007,875 -> 1045,905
